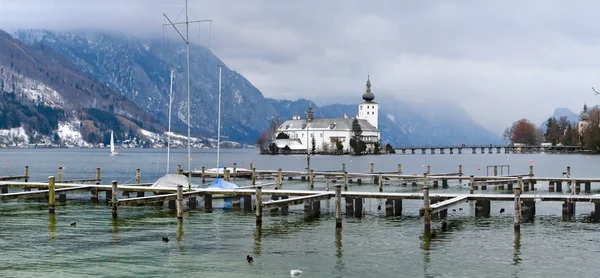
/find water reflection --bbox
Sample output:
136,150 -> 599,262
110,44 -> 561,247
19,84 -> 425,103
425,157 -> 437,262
512,232 -> 521,266
177,220 -> 184,253
48,213 -> 56,242
335,228 -> 344,270
111,218 -> 119,245
254,224 -> 262,255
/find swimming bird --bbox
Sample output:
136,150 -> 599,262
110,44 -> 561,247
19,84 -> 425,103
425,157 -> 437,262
452,209 -> 456,212
290,269 -> 302,276
70,222 -> 76,227
500,208 -> 505,214
246,255 -> 253,263
377,205 -> 381,211
162,237 -> 169,242
459,208 -> 463,211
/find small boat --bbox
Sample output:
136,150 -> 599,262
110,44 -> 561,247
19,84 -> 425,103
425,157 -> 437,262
110,131 -> 118,156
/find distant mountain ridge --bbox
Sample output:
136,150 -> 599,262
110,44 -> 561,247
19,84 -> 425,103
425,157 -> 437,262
8,29 -> 501,147
0,29 -> 163,146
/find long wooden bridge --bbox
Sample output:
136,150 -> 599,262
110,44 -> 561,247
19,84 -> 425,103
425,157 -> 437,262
394,145 -> 584,155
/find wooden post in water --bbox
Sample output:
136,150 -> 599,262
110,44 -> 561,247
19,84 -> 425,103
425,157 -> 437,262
567,166 -> 571,176
344,172 -> 348,191
176,185 -> 183,220
325,177 -> 330,191
111,181 -> 118,218
514,177 -> 522,233
24,166 -> 29,182
494,166 -> 498,176
225,169 -> 230,182
370,163 -> 374,174
48,176 -> 56,214
233,163 -> 237,179
277,168 -> 283,188
201,166 -> 206,182
177,165 -> 183,175
378,174 -> 383,192
529,165 -> 534,176
335,184 -> 342,229
252,167 -> 256,185
427,165 -> 431,175
255,185 -> 263,225
342,163 -> 346,172
469,175 -> 475,194
91,168 -> 100,202
458,164 -> 463,185
309,170 -> 314,187
58,167 -> 63,181
136,169 -> 141,184
423,173 -> 431,234
398,164 -> 402,174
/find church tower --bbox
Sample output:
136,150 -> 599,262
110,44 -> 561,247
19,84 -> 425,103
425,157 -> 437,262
357,75 -> 378,128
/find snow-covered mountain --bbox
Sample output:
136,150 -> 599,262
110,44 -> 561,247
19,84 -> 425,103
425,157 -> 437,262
5,29 -> 501,147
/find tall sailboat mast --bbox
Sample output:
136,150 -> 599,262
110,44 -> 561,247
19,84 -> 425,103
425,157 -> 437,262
163,0 -> 212,190
217,65 -> 222,172
166,69 -> 174,173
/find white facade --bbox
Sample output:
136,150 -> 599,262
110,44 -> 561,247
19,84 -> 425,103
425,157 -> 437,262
358,102 -> 379,129
273,76 -> 381,153
280,124 -> 380,153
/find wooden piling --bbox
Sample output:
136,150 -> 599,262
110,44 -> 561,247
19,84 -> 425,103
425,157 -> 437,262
48,176 -> 56,214
549,180 -> 555,192
378,174 -> 383,192
177,165 -> 183,175
493,166 -> 498,176
427,165 -> 431,175
469,175 -> 475,194
335,184 -> 342,228
251,167 -> 256,185
309,170 -> 314,187
189,196 -> 197,210
342,163 -> 346,172
566,166 -> 571,177
232,195 -> 241,211
344,172 -> 348,191
111,180 -> 118,218
475,200 -> 491,217
345,198 -> 354,217
398,164 -> 402,174
204,193 -> 213,213
233,163 -> 237,178
277,168 -> 283,188
201,166 -> 206,182
584,181 -> 591,193
176,185 -> 183,220
256,185 -> 263,225
58,166 -> 63,181
423,173 -> 431,234
24,166 -> 29,182
514,177 -> 522,233
136,169 -> 141,184
225,169 -> 230,182
370,163 -> 374,174
529,165 -> 533,176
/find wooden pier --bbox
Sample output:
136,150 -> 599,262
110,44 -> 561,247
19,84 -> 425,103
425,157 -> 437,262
1,163 -> 599,236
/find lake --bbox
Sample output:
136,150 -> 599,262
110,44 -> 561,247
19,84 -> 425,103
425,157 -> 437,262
0,148 -> 598,277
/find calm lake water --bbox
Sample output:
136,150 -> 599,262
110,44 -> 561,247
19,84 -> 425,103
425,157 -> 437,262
0,148 -> 599,277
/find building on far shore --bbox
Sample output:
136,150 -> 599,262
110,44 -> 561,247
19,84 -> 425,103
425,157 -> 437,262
578,103 -> 590,135
268,76 -> 381,154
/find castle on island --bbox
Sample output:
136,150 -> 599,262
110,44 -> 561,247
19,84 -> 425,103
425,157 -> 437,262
269,76 -> 381,154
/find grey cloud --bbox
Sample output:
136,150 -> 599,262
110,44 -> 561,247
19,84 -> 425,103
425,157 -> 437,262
1,0 -> 598,134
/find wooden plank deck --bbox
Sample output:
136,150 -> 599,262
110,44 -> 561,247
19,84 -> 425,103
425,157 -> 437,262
0,175 -> 28,181
430,196 -> 469,214
262,193 -> 332,209
0,186 -> 91,200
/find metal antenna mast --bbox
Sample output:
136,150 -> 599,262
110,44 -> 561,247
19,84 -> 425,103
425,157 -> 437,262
163,0 -> 212,190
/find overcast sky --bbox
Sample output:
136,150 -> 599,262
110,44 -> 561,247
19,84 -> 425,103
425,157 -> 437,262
1,0 -> 599,134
